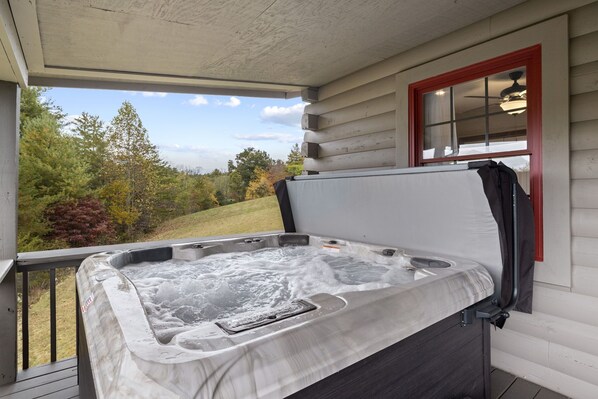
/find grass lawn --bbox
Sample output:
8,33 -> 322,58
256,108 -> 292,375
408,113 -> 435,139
146,195 -> 283,240
20,196 -> 282,369
18,269 -> 78,369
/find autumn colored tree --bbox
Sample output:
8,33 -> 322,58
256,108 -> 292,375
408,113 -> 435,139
102,101 -> 164,237
245,168 -> 275,200
228,147 -> 273,198
45,197 -> 115,247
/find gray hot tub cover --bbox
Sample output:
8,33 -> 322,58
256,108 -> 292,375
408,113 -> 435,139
274,162 -> 535,317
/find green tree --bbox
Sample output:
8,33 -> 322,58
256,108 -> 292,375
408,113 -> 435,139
173,173 -> 218,215
286,143 -> 304,176
19,114 -> 90,250
227,147 -> 273,198
227,170 -> 245,203
103,101 -> 164,237
19,87 -> 64,134
73,113 -> 109,189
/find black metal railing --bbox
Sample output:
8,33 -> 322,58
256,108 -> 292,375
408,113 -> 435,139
16,261 -> 83,370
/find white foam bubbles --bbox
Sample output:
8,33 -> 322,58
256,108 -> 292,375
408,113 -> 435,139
120,246 -> 414,342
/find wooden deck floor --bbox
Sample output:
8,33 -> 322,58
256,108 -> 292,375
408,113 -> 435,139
491,368 -> 569,399
0,358 -> 78,399
0,360 -> 567,398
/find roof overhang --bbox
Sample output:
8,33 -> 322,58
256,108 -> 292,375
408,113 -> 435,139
3,0 -> 528,98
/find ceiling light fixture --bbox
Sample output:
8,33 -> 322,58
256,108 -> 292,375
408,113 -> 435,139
500,71 -> 527,115
500,96 -> 527,115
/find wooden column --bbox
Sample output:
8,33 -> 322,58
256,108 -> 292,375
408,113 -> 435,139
0,80 -> 19,385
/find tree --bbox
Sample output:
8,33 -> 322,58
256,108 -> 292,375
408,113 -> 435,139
45,197 -> 115,247
227,147 -> 273,199
245,168 -> 274,200
103,101 -> 164,237
19,87 -> 65,134
227,170 -> 245,203
174,173 -> 218,215
19,113 -> 91,250
268,160 -> 288,184
286,143 -> 304,176
73,113 -> 109,189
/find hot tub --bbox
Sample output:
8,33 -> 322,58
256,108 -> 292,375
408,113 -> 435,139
77,233 -> 494,398
77,162 -> 535,398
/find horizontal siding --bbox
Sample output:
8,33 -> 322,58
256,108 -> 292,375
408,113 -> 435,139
570,119 -> 598,151
570,148 -> 598,179
572,265 -> 598,297
570,0 -> 598,318
303,148 -> 395,172
303,75 -> 396,172
571,236 -> 598,267
571,208 -> 598,237
304,111 -> 395,144
317,93 -> 395,130
569,30 -> 598,67
570,91 -> 598,122
305,76 -> 395,115
571,179 -> 598,208
489,5 -> 598,396
569,0 -> 598,37
317,130 -> 395,158
531,285 -> 598,328
570,61 -> 598,95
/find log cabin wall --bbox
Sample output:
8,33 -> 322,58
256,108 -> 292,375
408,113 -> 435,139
302,1 -> 598,397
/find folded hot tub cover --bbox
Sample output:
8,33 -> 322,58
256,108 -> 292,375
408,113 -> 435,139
274,162 -> 535,316
478,163 -> 535,314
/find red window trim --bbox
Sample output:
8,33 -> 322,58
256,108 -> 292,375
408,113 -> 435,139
408,45 -> 543,261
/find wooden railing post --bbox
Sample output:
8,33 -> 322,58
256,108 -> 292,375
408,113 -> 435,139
0,81 -> 20,385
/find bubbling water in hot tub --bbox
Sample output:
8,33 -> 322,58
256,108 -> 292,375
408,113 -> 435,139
120,246 -> 414,342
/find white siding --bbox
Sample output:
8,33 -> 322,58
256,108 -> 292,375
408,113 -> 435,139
568,8 -> 598,381
303,79 -> 396,172
302,1 -> 598,397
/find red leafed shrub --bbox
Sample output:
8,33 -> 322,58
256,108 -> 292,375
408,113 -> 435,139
45,197 -> 116,247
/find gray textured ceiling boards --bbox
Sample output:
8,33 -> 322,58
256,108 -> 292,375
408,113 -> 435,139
20,0 -> 525,95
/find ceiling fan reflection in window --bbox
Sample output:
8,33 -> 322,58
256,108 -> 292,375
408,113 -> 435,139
465,71 -> 527,115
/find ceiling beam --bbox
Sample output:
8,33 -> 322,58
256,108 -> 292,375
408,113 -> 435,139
30,65 -> 305,98
8,0 -> 43,74
0,0 -> 27,86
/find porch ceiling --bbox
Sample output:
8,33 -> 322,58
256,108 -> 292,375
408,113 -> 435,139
7,0 -> 525,97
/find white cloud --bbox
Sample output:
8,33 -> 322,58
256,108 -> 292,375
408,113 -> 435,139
234,132 -> 302,143
188,95 -> 209,106
260,102 -> 305,127
216,96 -> 241,107
141,91 -> 167,97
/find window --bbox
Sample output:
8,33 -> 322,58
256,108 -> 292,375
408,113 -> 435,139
408,45 -> 543,260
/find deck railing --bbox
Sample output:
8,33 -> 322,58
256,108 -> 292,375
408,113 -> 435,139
16,260 -> 83,370
15,231 -> 279,370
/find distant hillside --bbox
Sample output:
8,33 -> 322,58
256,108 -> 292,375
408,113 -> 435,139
146,195 -> 284,241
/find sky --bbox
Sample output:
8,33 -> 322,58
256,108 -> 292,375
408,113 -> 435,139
45,88 -> 305,172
